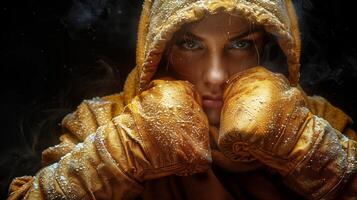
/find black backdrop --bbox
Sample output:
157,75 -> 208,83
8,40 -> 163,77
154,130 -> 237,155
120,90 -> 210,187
1,0 -> 356,198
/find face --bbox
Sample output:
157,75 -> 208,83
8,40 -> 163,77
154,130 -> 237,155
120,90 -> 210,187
167,13 -> 266,126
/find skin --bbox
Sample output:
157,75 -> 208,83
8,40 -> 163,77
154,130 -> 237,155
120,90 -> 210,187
166,13 -> 266,125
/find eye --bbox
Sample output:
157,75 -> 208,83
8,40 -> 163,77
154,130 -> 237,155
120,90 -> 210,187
227,40 -> 253,50
176,38 -> 203,50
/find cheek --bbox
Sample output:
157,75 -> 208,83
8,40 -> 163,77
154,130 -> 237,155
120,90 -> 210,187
226,49 -> 262,74
169,49 -> 203,83
169,47 -> 202,66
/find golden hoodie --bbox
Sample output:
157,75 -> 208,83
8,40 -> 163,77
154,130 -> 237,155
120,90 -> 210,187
8,0 -> 357,199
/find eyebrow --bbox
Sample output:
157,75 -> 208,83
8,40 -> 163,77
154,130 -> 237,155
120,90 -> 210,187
228,28 -> 264,42
180,27 -> 264,41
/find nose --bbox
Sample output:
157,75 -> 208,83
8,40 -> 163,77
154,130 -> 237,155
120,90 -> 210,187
203,52 -> 229,88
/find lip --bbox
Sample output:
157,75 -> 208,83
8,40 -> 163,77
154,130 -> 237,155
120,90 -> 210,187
202,95 -> 223,108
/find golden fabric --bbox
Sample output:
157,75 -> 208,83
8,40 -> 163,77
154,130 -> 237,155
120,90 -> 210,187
8,0 -> 357,199
307,95 -> 353,133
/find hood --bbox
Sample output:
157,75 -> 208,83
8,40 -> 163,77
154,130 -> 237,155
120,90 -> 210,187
124,0 -> 301,104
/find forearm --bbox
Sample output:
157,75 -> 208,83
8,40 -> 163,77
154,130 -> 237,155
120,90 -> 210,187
284,116 -> 357,200
8,80 -> 210,200
9,120 -> 143,200
42,93 -> 125,166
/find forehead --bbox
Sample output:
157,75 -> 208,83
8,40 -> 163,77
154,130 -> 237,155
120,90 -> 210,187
183,13 -> 253,35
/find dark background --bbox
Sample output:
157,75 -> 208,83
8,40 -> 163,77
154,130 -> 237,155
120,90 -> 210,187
1,0 -> 356,198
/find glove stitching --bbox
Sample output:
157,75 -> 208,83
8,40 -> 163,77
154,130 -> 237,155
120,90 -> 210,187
285,116 -> 322,178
